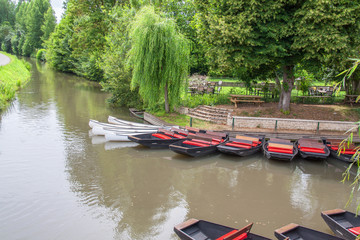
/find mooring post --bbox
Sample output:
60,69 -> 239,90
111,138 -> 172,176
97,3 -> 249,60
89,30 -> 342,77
232,117 -> 235,131
190,117 -> 192,127
317,122 -> 320,134
275,120 -> 278,131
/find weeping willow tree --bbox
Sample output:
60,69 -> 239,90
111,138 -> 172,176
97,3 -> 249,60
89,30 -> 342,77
128,6 -> 190,113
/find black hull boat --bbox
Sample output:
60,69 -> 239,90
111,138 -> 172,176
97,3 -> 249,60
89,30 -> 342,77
128,128 -> 188,148
169,132 -> 228,157
323,139 -> 358,163
274,223 -> 343,240
322,208 -> 360,240
174,219 -> 271,240
217,135 -> 265,157
297,138 -> 330,160
263,138 -> 298,161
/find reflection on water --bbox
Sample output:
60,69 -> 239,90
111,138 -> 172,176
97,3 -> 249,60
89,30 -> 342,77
0,60 -> 359,239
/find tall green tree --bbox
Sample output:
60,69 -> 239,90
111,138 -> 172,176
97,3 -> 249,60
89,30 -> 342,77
128,6 -> 190,113
41,8 -> 56,44
46,15 -> 76,72
163,0 -> 208,74
0,0 -> 16,26
0,22 -> 14,52
100,6 -> 142,108
194,0 -> 360,112
22,0 -> 51,56
46,0 -> 120,80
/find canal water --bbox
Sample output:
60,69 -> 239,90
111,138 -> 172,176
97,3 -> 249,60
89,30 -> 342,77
0,60 -> 358,240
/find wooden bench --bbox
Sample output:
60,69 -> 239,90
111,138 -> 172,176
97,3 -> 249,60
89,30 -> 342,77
229,94 -> 264,107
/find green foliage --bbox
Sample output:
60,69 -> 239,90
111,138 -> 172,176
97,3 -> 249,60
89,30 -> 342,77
46,15 -> 76,72
21,0 -> 51,56
294,66 -> 315,95
194,0 -> 360,112
0,0 -> 16,26
280,109 -> 290,115
0,0 -> 56,57
41,8 -> 56,44
36,48 -> 46,61
0,52 -> 30,110
0,22 -> 14,53
46,0 -> 119,81
337,58 -> 360,95
100,6 -> 142,108
128,6 -> 190,112
182,93 -> 229,108
294,96 -> 335,105
163,0 -> 208,74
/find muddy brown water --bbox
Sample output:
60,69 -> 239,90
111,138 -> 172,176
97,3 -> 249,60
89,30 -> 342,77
0,60 -> 359,240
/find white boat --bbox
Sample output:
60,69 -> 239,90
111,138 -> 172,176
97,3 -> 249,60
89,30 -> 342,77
91,136 -> 107,145
90,119 -> 162,130
92,126 -> 158,136
108,115 -> 158,127
104,141 -> 139,150
105,132 -> 145,142
89,119 -> 120,129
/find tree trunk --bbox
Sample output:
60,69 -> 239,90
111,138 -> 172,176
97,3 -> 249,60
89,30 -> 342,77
164,83 -> 170,113
274,73 -> 283,109
278,65 -> 295,113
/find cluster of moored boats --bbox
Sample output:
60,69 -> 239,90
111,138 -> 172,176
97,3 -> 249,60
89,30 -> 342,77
174,208 -> 360,239
89,116 -> 359,162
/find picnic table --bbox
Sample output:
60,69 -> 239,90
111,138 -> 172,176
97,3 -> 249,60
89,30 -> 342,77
229,94 -> 264,107
344,95 -> 359,105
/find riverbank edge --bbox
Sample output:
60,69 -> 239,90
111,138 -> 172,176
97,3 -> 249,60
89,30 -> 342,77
0,52 -> 31,110
144,111 -> 360,140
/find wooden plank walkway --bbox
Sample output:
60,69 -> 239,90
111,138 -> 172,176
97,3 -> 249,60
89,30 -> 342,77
227,131 -> 360,142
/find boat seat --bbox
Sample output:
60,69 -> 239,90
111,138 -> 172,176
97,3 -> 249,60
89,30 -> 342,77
185,126 -> 201,133
349,226 -> 360,235
268,142 -> 294,154
184,227 -> 210,240
225,142 -> 251,149
173,133 -> 186,139
216,230 -> 247,240
152,133 -> 172,139
236,135 -> 260,143
299,147 -> 325,153
269,138 -> 292,144
337,219 -> 354,229
268,143 -> 293,150
182,140 -> 210,147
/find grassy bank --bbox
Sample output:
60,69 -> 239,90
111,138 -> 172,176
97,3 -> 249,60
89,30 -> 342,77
0,52 -> 31,110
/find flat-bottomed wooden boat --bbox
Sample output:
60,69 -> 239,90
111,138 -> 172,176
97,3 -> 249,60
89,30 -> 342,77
128,128 -> 188,148
217,135 -> 264,157
129,108 -> 144,119
275,223 -> 343,240
174,219 -> 271,240
92,126 -> 159,136
297,138 -> 330,160
263,138 -> 298,161
108,115 -> 159,127
169,132 -> 228,157
323,138 -> 359,163
322,208 -> 360,240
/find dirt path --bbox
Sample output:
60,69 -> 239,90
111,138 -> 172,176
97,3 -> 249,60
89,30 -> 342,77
0,53 -> 11,66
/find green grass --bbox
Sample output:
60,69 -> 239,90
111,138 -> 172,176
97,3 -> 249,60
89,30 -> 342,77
153,111 -> 221,128
0,52 -> 31,110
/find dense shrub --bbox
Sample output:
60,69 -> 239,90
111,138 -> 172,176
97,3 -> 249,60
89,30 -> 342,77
36,49 -> 46,61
